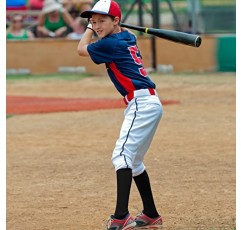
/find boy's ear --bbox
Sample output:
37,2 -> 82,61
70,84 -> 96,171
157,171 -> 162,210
114,16 -> 121,25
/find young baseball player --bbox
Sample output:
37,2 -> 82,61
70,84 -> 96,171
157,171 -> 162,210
78,0 -> 163,229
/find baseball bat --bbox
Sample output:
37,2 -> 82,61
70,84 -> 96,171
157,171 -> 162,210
120,23 -> 202,48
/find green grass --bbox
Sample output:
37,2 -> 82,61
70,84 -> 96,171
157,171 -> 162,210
6,114 -> 14,119
6,73 -> 93,81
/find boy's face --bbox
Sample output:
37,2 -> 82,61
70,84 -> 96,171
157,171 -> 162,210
91,14 -> 120,38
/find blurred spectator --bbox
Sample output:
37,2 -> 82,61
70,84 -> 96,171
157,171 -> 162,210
37,0 -> 74,38
59,0 -> 93,19
78,0 -> 93,12
6,14 -> 35,40
59,0 -> 78,19
66,17 -> 87,40
58,0 -> 74,11
6,0 -> 27,10
68,7 -> 80,19
28,0 -> 44,10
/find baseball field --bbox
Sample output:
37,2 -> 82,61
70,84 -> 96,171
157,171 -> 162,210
6,72 -> 236,229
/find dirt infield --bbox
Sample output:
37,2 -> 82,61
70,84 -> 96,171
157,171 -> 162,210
6,96 -> 179,114
6,73 -> 236,229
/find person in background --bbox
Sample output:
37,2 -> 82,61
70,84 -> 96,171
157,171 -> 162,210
37,0 -> 74,38
66,17 -> 87,40
6,0 -> 28,25
7,14 -> 35,40
59,0 -> 79,19
58,0 -> 74,11
60,0 -> 93,19
77,0 -> 93,12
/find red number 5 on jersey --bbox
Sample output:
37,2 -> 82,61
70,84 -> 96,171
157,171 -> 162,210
128,46 -> 147,77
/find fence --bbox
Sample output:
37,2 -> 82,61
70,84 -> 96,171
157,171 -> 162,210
112,0 -> 236,34
6,36 -> 217,75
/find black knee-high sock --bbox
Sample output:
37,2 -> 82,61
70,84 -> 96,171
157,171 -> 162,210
134,170 -> 159,218
114,168 -> 133,219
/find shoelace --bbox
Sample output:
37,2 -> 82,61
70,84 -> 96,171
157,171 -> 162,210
102,216 -> 113,229
134,211 -> 144,221
133,205 -> 142,220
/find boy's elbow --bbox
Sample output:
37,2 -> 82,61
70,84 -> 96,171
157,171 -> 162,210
77,46 -> 89,57
77,48 -> 83,56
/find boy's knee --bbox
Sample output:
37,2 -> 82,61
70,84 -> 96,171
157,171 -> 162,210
112,154 -> 133,172
132,163 -> 145,177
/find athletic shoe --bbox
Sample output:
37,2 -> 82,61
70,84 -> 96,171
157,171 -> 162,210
134,212 -> 163,228
106,213 -> 136,230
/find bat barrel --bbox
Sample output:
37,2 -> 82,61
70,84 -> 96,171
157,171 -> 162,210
147,28 -> 201,48
195,36 -> 202,47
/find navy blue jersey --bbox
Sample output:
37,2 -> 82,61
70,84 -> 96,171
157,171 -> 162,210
87,31 -> 156,97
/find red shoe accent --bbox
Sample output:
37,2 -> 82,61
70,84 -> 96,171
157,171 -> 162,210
135,212 -> 163,227
106,214 -> 136,230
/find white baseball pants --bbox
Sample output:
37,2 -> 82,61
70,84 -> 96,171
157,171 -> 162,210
112,90 -> 163,177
